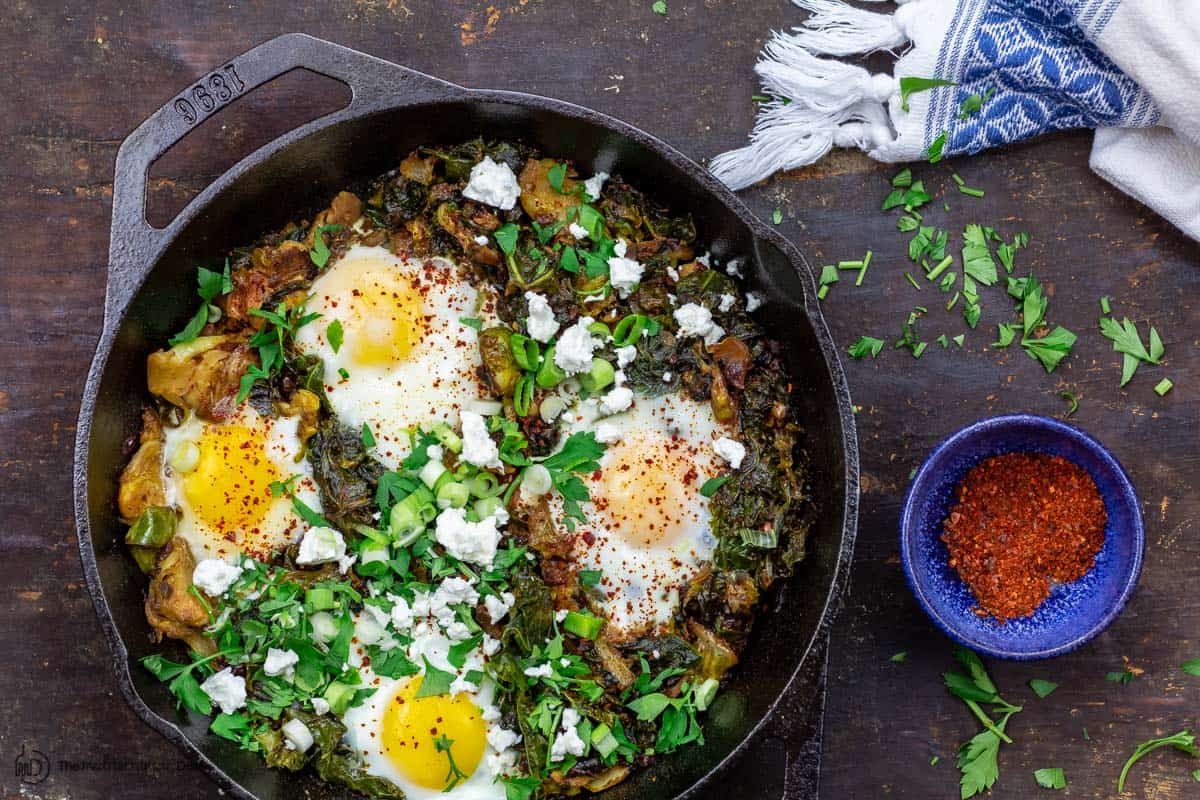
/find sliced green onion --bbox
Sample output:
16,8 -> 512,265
306,587 -> 335,611
309,611 -> 339,643
514,373 -> 536,417
473,496 -> 503,520
539,394 -> 567,423
168,440 -> 200,473
1154,378 -> 1173,396
591,723 -> 618,758
693,678 -> 719,711
389,486 -> 434,538
510,334 -> 541,371
587,321 -> 611,339
467,472 -> 501,498
612,314 -> 658,345
520,464 -> 552,498
360,542 -> 389,565
562,609 -> 604,639
436,481 -> 470,509
536,347 -> 567,388
323,681 -> 357,715
429,421 -> 462,453
579,358 -> 615,392
926,256 -> 953,281
125,506 -> 177,548
419,458 -> 446,490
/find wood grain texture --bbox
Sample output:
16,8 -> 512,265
1,2 -> 1195,798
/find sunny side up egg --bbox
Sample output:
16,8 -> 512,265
560,393 -> 726,640
294,244 -> 491,470
342,613 -> 512,800
161,404 -> 322,562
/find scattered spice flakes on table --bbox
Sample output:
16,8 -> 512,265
941,453 -> 1107,621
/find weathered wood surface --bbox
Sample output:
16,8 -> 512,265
1,2 -> 1196,798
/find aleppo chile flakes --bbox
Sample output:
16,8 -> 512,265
942,452 -> 1107,621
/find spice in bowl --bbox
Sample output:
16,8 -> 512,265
941,453 -> 1107,621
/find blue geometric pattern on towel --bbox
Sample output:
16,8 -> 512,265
941,0 -> 1159,157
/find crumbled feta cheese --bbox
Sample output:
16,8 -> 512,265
662,371 -> 673,382
673,303 -> 725,345
488,726 -> 523,753
555,609 -> 569,622
594,422 -> 622,444
482,704 -> 501,722
444,620 -> 472,642
295,526 -> 346,566
550,708 -> 586,761
364,602 -> 392,629
354,612 -> 386,646
337,553 -> 357,575
388,595 -> 414,630
613,239 -> 629,258
263,648 -> 299,679
667,293 -> 678,306
607,255 -> 644,299
583,171 -> 609,200
281,718 -> 314,753
615,345 -> 637,368
311,697 -> 331,715
745,291 -> 764,312
434,507 -> 503,567
435,576 -> 480,608
482,634 -> 502,656
192,559 -> 243,596
460,411 -> 502,470
667,265 -> 680,282
696,251 -> 712,267
523,662 -> 553,679
568,222 -> 589,240
718,293 -> 736,312
554,317 -> 602,375
713,436 -> 747,469
484,591 -> 515,623
474,234 -> 489,246
599,386 -> 634,416
200,668 -> 246,714
462,156 -> 521,210
726,258 -> 745,278
524,291 -> 559,343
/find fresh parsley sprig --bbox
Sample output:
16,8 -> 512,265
170,260 -> 233,346
1117,730 -> 1197,792
944,647 -> 1023,798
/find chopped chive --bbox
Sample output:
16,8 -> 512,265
951,173 -> 965,186
905,272 -> 922,290
958,185 -> 986,198
911,342 -> 928,359
1154,378 -> 1173,396
937,334 -> 949,348
856,250 -> 873,286
1100,296 -> 1111,315
772,207 -> 783,225
837,260 -> 863,270
817,285 -> 829,301
931,756 -> 940,766
946,291 -> 960,311
943,201 -> 951,212
926,256 -> 954,281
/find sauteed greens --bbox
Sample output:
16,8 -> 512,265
118,139 -> 811,798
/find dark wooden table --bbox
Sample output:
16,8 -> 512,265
2,2 -> 1196,798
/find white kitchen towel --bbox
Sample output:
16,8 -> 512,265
712,0 -> 1200,241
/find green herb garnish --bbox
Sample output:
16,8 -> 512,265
309,223 -> 342,269
699,476 -> 729,497
1034,767 -> 1066,789
169,261 -> 233,346
1028,679 -> 1058,698
847,336 -> 884,360
899,76 -> 957,112
326,319 -> 343,353
1117,730 -> 1197,792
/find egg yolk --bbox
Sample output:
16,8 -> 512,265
317,255 -> 427,367
594,431 -> 702,548
182,423 -> 281,535
380,676 -> 487,790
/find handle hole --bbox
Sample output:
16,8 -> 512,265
146,68 -> 352,229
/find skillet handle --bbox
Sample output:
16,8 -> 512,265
105,33 -> 461,333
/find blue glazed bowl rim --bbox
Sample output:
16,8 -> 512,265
900,413 -> 1145,660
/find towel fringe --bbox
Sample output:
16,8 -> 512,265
788,0 -> 910,56
709,101 -> 891,190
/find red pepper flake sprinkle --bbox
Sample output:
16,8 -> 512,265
942,452 -> 1107,621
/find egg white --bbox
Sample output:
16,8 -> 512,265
557,393 -> 727,639
294,245 -> 492,469
161,404 -> 321,562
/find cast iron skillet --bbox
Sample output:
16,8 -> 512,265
74,33 -> 858,800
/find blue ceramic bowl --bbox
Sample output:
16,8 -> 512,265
900,414 -> 1144,660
